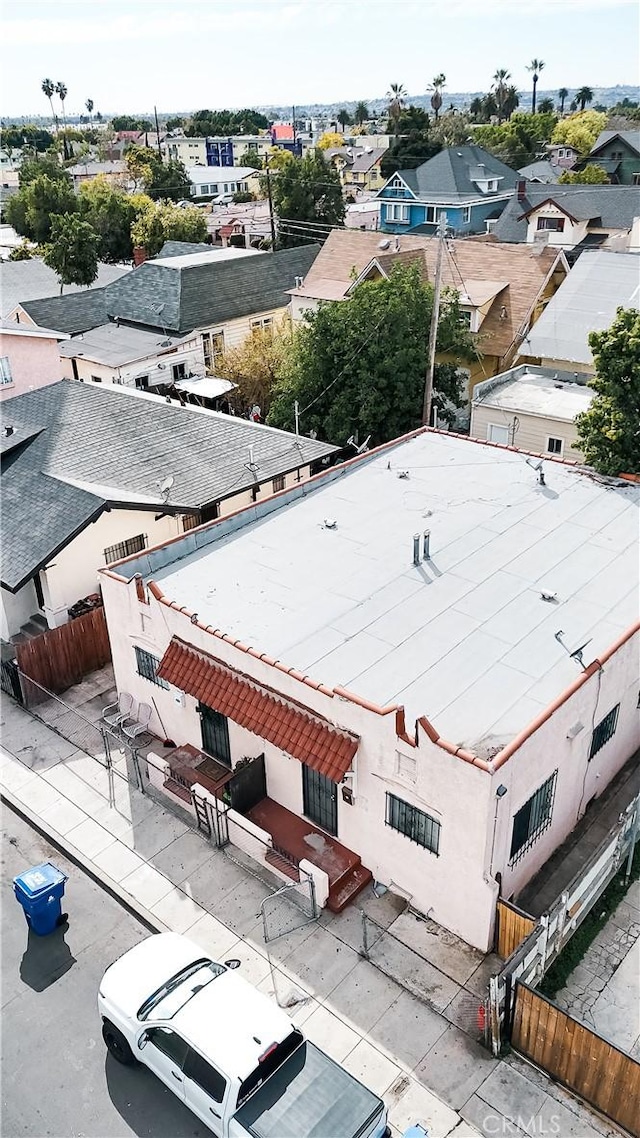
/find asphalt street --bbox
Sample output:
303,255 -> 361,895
1,803 -> 209,1138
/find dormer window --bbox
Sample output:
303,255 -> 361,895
537,216 -> 565,232
474,177 -> 499,194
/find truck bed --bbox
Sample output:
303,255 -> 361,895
230,1040 -> 386,1138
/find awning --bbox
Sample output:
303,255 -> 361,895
157,638 -> 359,782
174,376 -> 236,400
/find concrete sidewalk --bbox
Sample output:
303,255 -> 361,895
0,694 -> 619,1138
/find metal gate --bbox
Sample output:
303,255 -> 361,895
261,875 -> 318,943
227,754 -> 266,814
1,658 -> 23,704
302,764 -> 338,836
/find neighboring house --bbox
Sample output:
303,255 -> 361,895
345,201 -> 381,231
13,244 -> 319,372
584,130 -> 640,185
187,165 -> 261,200
66,161 -> 131,191
517,160 -> 560,185
1,258 -> 130,318
0,320 -> 69,400
325,146 -> 389,193
58,324 -> 203,389
492,183 -> 640,257
470,363 -> 593,461
545,143 -> 580,170
289,228 -> 568,393
377,146 -> 519,235
0,381 -> 337,640
519,250 -> 640,373
99,429 -> 639,949
166,134 -> 312,169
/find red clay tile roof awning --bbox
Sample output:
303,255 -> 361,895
157,638 -> 359,782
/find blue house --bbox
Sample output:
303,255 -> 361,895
377,146 -> 519,235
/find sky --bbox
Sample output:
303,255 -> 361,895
2,0 -> 638,117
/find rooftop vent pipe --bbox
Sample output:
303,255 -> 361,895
413,534 -> 421,566
4,425 -> 14,437
423,530 -> 431,560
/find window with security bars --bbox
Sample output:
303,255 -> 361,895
134,647 -> 169,689
509,771 -> 557,864
589,704 -> 620,760
103,533 -> 147,565
386,793 -> 440,855
272,474 -> 285,493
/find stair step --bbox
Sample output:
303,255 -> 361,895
29,613 -> 48,630
327,863 -> 373,913
265,849 -> 300,881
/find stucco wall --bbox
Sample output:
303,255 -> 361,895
0,579 -> 38,640
0,332 -> 64,401
470,403 -> 585,461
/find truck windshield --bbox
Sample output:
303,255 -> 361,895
237,1029 -> 304,1106
138,959 -> 226,1022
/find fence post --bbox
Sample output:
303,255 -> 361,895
537,913 -> 550,979
131,748 -> 145,794
361,909 -> 369,959
624,797 -> 639,883
489,974 -> 502,1056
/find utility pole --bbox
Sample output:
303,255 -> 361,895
265,154 -> 277,250
422,215 -> 447,428
153,105 -> 163,161
292,104 -> 297,151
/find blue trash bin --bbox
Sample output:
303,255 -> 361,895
13,863 -> 68,936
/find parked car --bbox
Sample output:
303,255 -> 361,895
212,192 -> 235,205
98,932 -> 389,1138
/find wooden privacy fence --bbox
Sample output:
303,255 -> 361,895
16,607 -> 111,703
512,982 -> 640,1136
495,898 -> 536,959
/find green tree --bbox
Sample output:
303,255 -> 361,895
218,316 -> 292,413
317,131 -> 345,150
575,309 -> 640,476
429,74 -> 446,122
337,108 -> 352,130
271,151 -> 345,248
55,82 -> 68,156
8,240 -> 34,261
354,101 -> 369,126
186,108 -> 268,137
267,264 -> 475,444
237,149 -> 263,169
551,110 -> 607,155
41,78 -> 57,131
474,111 -> 557,169
165,116 -> 185,131
131,200 -> 208,257
380,105 -> 440,178
78,176 -> 151,261
538,97 -> 555,114
125,145 -> 190,201
576,86 -> 594,111
43,213 -> 99,292
558,87 -> 569,114
527,59 -> 545,114
492,69 -> 511,122
18,153 -> 69,186
558,163 -> 609,184
85,98 -> 94,124
6,172 -> 77,243
1,124 -> 54,153
386,83 -> 407,136
111,115 -> 152,131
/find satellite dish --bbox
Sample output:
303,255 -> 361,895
157,475 -> 174,501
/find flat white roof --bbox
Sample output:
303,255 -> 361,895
152,247 -> 262,269
187,165 -> 259,184
474,371 -> 594,422
151,433 -> 639,757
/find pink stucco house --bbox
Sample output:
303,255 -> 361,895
0,320 -> 68,401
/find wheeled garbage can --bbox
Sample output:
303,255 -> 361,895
13,863 -> 68,936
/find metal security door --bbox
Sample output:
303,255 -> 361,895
199,703 -> 231,767
302,765 -> 338,836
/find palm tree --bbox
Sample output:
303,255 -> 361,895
55,81 -> 68,130
469,96 -> 484,121
354,101 -> 369,126
386,82 -> 407,135
86,98 -> 94,125
538,97 -> 555,114
576,86 -> 594,111
41,78 -> 57,131
527,58 -> 545,114
336,108 -> 351,132
503,85 -> 520,120
492,69 -> 511,123
558,87 -> 569,114
429,74 -> 446,122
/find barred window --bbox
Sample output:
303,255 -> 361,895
589,704 -> 620,760
272,474 -> 285,493
134,647 -> 169,689
386,793 -> 440,855
510,771 -> 557,864
104,533 -> 147,565
182,513 -> 201,532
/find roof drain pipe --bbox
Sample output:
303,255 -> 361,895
423,529 -> 431,560
413,534 -> 421,566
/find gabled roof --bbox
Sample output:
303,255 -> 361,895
0,381 -> 338,591
0,319 -> 69,341
157,240 -> 213,258
493,185 -> 640,243
520,250 -> 640,366
517,160 -> 560,185
0,258 -> 130,319
157,638 -> 359,782
20,288 -> 110,335
295,229 -> 566,360
385,146 -> 519,201
590,130 -> 640,157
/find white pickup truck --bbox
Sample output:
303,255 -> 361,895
98,932 -> 390,1138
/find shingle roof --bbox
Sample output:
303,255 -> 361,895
300,229 -> 564,360
394,146 -> 519,200
1,258 -> 130,319
590,130 -> 640,157
517,160 -> 560,184
157,241 -> 213,258
0,381 -> 337,590
21,288 -> 110,334
157,638 -> 359,782
520,250 -> 640,366
493,185 -> 640,243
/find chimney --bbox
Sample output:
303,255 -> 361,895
133,246 -> 148,267
412,534 -> 421,566
517,179 -> 527,202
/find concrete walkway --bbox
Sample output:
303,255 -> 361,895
0,693 -> 620,1138
555,881 -> 640,1060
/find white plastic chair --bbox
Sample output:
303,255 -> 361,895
122,702 -> 153,742
102,692 -> 134,730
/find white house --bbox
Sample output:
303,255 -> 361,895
470,364 -> 593,461
187,166 -> 261,200
99,429 -> 640,950
0,381 -> 337,641
493,184 -> 640,254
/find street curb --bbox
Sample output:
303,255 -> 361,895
1,788 -> 168,936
